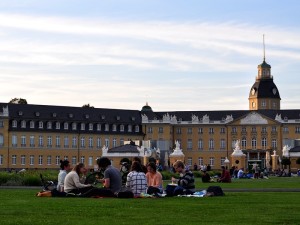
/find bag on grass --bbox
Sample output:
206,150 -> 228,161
206,186 -> 225,196
115,188 -> 134,198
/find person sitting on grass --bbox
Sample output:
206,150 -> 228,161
218,166 -> 231,183
201,169 -> 211,183
37,159 -> 71,197
146,162 -> 163,196
126,161 -> 147,197
171,160 -> 195,196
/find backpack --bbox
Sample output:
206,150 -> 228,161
206,186 -> 225,196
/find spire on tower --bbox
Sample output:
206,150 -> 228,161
263,34 -> 266,62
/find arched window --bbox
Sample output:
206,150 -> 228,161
251,138 -> 257,149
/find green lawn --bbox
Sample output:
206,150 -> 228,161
1,176 -> 300,225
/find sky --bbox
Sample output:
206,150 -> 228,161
0,0 -> 300,111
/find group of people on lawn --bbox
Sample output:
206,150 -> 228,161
38,157 -> 196,198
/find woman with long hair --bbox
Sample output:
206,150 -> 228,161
126,161 -> 147,197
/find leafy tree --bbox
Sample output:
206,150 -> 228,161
9,98 -> 28,104
82,103 -> 94,108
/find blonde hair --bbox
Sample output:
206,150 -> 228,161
173,160 -> 184,169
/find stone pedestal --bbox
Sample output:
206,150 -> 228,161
271,154 -> 279,171
169,154 -> 185,166
231,154 -> 246,169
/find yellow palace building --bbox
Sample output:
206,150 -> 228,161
1,57 -> 300,171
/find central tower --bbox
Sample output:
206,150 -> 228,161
248,36 -> 281,110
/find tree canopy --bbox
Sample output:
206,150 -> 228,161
9,98 -> 28,104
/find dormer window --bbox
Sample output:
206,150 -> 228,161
116,116 -> 120,120
131,117 -> 135,121
18,111 -> 23,116
128,125 -> 132,132
112,124 -> 117,131
284,117 -> 288,122
85,114 -> 89,119
135,125 -> 139,132
64,122 -> 68,130
89,123 -> 93,131
39,121 -> 43,129
21,120 -> 26,128
47,122 -> 52,129
96,124 -> 101,131
55,122 -> 60,129
72,122 -> 77,130
35,112 -> 40,117
30,121 -> 35,128
52,113 -> 57,117
80,123 -> 85,131
105,124 -> 109,131
120,125 -> 124,132
101,115 -> 105,120
69,113 -> 73,118
12,120 -> 17,128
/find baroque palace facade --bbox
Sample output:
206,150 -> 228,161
1,57 -> 300,171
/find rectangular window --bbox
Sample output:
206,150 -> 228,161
47,136 -> 52,148
105,138 -> 109,147
30,136 -> 35,147
12,155 -> 17,165
97,138 -> 101,148
12,135 -> 17,147
81,137 -> 85,148
272,126 -> 277,132
209,139 -> 214,150
56,156 -> 60,165
209,157 -> 215,167
176,128 -> 182,134
88,156 -> 93,166
209,128 -> 214,134
198,128 -> 203,134
80,156 -> 85,164
72,156 -> 77,165
187,157 -> 192,166
283,127 -> 289,133
64,156 -> 68,161
39,136 -> 43,147
47,155 -> 51,165
158,127 -> 163,133
72,136 -> 77,148
187,139 -> 192,150
272,139 -> 277,149
113,138 -> 117,148
38,155 -> 43,165
120,138 -> 124,146
21,155 -> 25,165
220,157 -> 225,166
64,136 -> 69,148
198,157 -> 203,166
21,135 -> 26,147
220,139 -> 226,149
296,127 -> 300,134
220,128 -> 225,134
0,155 -> 3,165
198,139 -> 203,150
30,155 -> 34,165
0,120 -> 3,128
56,136 -> 60,148
231,127 -> 237,134
147,127 -> 152,133
187,128 -> 192,134
88,137 -> 93,148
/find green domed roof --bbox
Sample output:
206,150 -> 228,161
141,102 -> 152,112
258,60 -> 271,68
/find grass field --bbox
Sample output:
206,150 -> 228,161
1,176 -> 300,225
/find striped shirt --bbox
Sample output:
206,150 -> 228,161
178,170 -> 195,192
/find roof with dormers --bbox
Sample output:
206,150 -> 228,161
249,79 -> 281,99
107,144 -> 140,153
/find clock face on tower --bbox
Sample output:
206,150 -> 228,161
272,88 -> 277,95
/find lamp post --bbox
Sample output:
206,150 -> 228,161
224,157 -> 230,170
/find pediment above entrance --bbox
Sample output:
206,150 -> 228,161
240,112 -> 268,124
